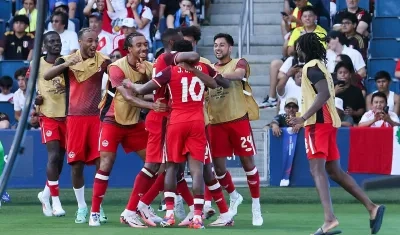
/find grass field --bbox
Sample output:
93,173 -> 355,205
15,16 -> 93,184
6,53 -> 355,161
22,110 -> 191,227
1,187 -> 400,235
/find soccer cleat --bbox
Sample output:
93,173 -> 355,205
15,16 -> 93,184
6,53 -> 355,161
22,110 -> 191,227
174,195 -> 186,220
160,214 -> 175,227
203,206 -> 216,220
37,191 -> 53,217
138,206 -> 157,227
2,191 -> 11,203
229,193 -> 243,216
178,211 -> 193,226
149,206 -> 163,223
52,206 -> 66,217
252,203 -> 263,226
120,213 -> 148,228
209,213 -> 234,227
189,217 -> 205,229
158,199 -> 166,211
89,212 -> 101,226
75,207 -> 88,224
280,179 -> 290,187
100,206 -> 108,223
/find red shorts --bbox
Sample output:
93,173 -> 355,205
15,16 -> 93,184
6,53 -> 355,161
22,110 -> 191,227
39,116 -> 66,148
145,114 -> 167,163
208,118 -> 256,158
166,121 -> 207,163
304,123 -> 340,161
99,121 -> 148,154
66,116 -> 100,165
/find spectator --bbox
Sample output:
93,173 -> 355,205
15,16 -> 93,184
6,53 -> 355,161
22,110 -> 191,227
0,112 -> 10,129
333,62 -> 365,123
47,1 -> 76,32
83,0 -> 107,16
335,53 -> 365,95
326,30 -> 366,78
365,71 -> 400,116
159,0 -> 179,29
129,0 -> 154,46
202,0 -> 211,25
13,67 -> 28,122
167,0 -> 198,28
180,25 -> 201,52
89,12 -> 114,56
335,97 -> 354,127
48,12 -> 79,55
359,92 -> 400,127
112,18 -> 136,57
0,76 -> 14,103
0,15 -> 34,61
16,0 -> 37,34
340,12 -> 367,61
84,0 -> 116,33
270,98 -> 302,137
333,0 -> 371,37
287,6 -> 326,56
394,59 -> 400,79
48,0 -> 77,19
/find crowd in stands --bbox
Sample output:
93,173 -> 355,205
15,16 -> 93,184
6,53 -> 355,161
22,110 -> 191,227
0,0 -> 211,130
266,0 -> 400,135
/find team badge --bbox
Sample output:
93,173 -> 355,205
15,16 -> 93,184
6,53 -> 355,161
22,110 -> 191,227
102,140 -> 109,147
45,130 -> 52,137
68,152 -> 76,158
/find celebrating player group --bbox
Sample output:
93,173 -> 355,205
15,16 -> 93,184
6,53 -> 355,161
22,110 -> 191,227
34,26 -> 263,229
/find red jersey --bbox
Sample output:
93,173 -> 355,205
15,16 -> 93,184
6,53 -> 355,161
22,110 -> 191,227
152,62 -> 218,124
55,57 -> 110,116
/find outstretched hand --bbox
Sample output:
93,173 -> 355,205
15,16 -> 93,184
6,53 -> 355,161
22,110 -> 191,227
136,58 -> 147,74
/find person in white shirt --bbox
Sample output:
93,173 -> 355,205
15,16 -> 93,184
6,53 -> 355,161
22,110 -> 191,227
89,12 -> 114,56
112,18 -> 136,57
129,0 -> 153,46
0,76 -> 14,103
13,67 -> 28,122
359,91 -> 400,128
326,30 -> 366,78
47,1 -> 76,32
48,11 -> 79,55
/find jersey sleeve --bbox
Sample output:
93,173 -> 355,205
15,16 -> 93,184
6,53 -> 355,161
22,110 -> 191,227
152,66 -> 172,87
235,58 -> 248,70
163,52 -> 178,66
204,64 -> 218,78
54,57 -> 65,66
306,66 -> 326,85
108,65 -> 126,88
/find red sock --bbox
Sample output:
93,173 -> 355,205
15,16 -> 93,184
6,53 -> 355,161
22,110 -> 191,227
216,171 -> 235,194
246,167 -> 260,198
206,178 -> 229,214
141,171 -> 165,205
193,195 -> 204,216
92,170 -> 110,213
126,167 -> 156,211
47,180 -> 59,196
204,186 -> 212,201
176,178 -> 194,206
164,191 -> 175,210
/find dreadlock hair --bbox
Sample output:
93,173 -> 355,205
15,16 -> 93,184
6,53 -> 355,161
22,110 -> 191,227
296,32 -> 327,63
180,26 -> 201,42
123,32 -> 145,50
78,27 -> 96,40
172,40 -> 193,52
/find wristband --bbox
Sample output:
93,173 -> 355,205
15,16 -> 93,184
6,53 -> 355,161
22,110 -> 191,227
301,116 -> 306,121
125,81 -> 132,89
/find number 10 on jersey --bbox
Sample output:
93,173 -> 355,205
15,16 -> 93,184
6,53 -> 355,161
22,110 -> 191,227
181,76 -> 205,102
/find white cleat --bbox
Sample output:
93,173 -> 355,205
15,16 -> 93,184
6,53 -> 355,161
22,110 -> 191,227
89,212 -> 101,226
148,206 -> 163,223
209,212 -> 235,227
100,206 -> 108,223
174,195 -> 186,220
229,193 -> 243,216
38,191 -> 52,217
203,206 -> 216,220
252,203 -> 263,226
280,179 -> 290,187
138,206 -> 157,227
52,207 -> 66,217
178,210 -> 193,226
75,207 -> 88,224
120,213 -> 148,228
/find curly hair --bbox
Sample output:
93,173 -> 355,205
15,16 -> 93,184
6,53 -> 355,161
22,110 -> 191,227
296,32 -> 327,63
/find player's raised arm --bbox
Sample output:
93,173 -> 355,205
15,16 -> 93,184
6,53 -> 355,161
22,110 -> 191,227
220,58 -> 249,81
174,51 -> 200,64
125,66 -> 173,95
180,62 -> 218,89
43,54 -> 81,80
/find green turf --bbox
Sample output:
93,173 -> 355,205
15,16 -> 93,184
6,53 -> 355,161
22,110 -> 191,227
1,187 -> 400,235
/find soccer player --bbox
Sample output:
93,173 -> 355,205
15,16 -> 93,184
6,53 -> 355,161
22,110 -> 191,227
208,33 -> 263,226
289,33 -> 385,235
44,28 -> 111,224
31,31 -> 66,217
89,31 -> 166,227
125,40 -> 222,229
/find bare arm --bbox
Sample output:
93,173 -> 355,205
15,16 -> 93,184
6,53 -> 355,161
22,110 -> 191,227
356,21 -> 369,36
44,61 -> 69,80
191,67 -> 218,89
222,68 -> 246,81
357,67 -> 367,78
358,119 -> 376,127
125,81 -> 159,95
116,86 -> 156,109
106,0 -> 114,12
175,52 -> 200,64
83,0 -> 95,16
27,49 -> 33,61
132,7 -> 151,29
68,2 -> 77,19
215,75 -> 230,88
14,110 -> 21,121
276,71 -> 290,97
158,4 -> 166,22
301,79 -> 331,120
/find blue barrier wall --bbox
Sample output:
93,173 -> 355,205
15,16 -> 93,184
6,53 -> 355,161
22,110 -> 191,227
269,128 -> 391,187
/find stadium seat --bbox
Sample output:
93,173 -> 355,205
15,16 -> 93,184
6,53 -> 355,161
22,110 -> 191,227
70,18 -> 81,34
0,60 -> 30,93
0,19 -> 5,40
375,0 -> 400,17
367,58 -> 397,79
15,0 -> 22,12
0,0 -> 12,22
372,17 -> 400,38
365,79 -> 400,94
336,0 -> 369,11
0,101 -> 16,126
319,16 -> 329,32
369,38 -> 400,58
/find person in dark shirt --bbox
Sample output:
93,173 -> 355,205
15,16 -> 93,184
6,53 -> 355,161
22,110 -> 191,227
333,1 -> 371,37
333,62 -> 365,123
340,12 -> 367,61
0,15 -> 34,61
269,97 -> 302,137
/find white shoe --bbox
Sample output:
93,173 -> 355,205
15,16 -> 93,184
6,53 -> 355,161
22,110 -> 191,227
280,179 -> 290,187
174,195 -> 186,220
75,207 -> 88,224
138,206 -> 157,227
89,212 -> 101,226
252,203 -> 263,226
203,205 -> 216,220
209,212 -> 234,226
38,191 -> 52,217
100,206 -> 108,223
178,210 -> 193,226
52,207 -> 66,217
229,193 -> 243,216
148,206 -> 163,223
120,213 -> 147,228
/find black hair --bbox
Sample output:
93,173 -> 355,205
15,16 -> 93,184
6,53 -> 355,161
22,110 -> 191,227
14,67 -> 29,80
341,12 -> 358,25
334,61 -> 353,74
301,5 -> 317,15
43,31 -> 59,42
371,91 -> 388,104
374,70 -> 391,82
0,76 -> 13,88
155,47 -> 165,59
51,11 -> 68,26
180,26 -> 201,42
337,54 -> 354,71
172,40 -> 193,52
78,27 -> 96,40
23,0 -> 37,4
123,32 -> 145,50
297,32 -> 327,63
161,28 -> 181,48
214,33 -> 234,46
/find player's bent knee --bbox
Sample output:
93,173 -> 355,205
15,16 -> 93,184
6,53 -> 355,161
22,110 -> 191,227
239,156 -> 255,171
143,162 -> 161,174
